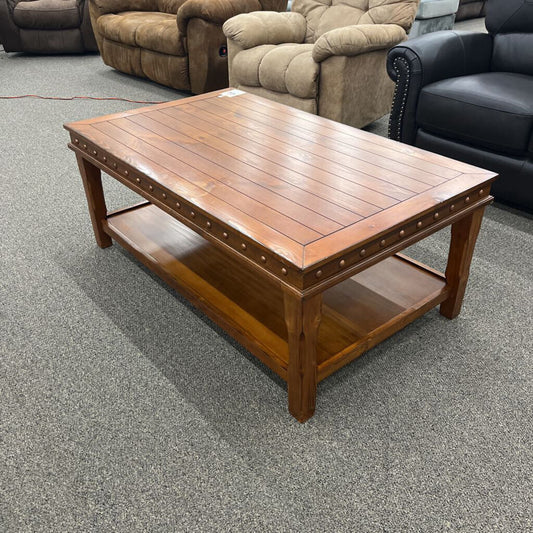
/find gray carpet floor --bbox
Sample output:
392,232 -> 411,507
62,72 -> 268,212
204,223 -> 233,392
1,23 -> 532,532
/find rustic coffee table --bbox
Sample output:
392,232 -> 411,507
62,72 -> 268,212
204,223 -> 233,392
65,90 -> 497,422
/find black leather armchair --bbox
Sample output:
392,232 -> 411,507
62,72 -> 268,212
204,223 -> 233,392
387,0 -> 533,212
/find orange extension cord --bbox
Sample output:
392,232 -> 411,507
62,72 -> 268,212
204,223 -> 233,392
0,94 -> 169,104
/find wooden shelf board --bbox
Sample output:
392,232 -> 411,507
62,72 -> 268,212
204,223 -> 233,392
104,204 -> 448,383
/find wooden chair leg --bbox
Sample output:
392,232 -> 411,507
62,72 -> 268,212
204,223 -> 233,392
283,290 -> 322,422
440,207 -> 485,319
76,154 -> 112,248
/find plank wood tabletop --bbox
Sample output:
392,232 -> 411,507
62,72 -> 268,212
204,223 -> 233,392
65,90 -> 497,274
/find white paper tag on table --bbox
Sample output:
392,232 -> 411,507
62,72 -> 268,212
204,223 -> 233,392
218,89 -> 245,98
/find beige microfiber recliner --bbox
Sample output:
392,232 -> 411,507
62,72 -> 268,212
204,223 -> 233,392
223,0 -> 419,128
89,0 -> 287,94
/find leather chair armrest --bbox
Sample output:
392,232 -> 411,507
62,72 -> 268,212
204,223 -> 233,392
223,11 -> 306,49
313,24 -> 406,63
178,0 -> 262,36
387,30 -> 493,144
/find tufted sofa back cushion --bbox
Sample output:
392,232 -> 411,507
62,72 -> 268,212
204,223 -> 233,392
294,0 -> 419,43
156,0 -> 186,14
486,0 -> 533,76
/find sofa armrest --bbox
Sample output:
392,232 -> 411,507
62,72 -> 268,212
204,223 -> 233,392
0,0 -> 22,51
387,31 -> 493,88
178,0 -> 263,35
90,0 -> 159,18
386,31 -> 493,144
312,24 -> 406,63
223,11 -> 306,49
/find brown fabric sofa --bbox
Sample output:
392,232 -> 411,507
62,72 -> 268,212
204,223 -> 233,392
89,0 -> 287,94
0,0 -> 97,53
223,0 -> 419,129
456,0 -> 486,20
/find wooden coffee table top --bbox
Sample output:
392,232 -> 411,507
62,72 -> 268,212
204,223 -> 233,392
65,89 -> 497,287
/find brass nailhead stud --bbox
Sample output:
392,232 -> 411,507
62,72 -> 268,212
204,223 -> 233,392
434,212 -> 439,220
136,177 -> 141,184
465,196 -> 470,203
281,267 -> 288,276
339,259 -> 346,268
176,201 -> 181,208
241,243 -> 247,250
103,156 -> 107,162
206,221 -> 212,228
124,170 -> 129,176
149,185 -> 153,191
380,239 -> 386,247
450,204 -> 455,211
223,232 -> 229,239
399,230 -> 405,238
260,255 -> 267,263
479,189 -> 484,196
74,138 -> 79,144
190,211 -> 196,218
416,221 -> 422,228
83,144 -> 87,149
162,193 -> 167,199
93,150 -> 97,156
316,270 -> 323,278
360,249 -> 366,257
113,163 -> 117,169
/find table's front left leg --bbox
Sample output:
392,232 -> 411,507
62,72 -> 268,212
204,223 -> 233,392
76,153 -> 112,249
283,290 -> 322,422
440,206 -> 486,319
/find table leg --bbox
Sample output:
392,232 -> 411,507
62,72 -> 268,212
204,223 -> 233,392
440,206 -> 485,319
76,154 -> 112,248
283,290 -> 322,422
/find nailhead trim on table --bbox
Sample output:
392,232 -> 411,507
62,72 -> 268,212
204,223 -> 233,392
303,190 -> 490,287
72,134 -> 491,291
72,135 -> 298,284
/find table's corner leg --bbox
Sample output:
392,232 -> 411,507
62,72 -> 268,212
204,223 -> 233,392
283,289 -> 322,423
440,206 -> 486,319
76,153 -> 112,249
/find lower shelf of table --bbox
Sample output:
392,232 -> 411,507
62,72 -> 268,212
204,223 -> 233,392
104,203 -> 449,382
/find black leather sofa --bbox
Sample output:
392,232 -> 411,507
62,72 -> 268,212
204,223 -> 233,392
387,0 -> 533,212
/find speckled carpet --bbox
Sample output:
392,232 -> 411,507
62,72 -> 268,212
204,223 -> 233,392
1,19 -> 532,532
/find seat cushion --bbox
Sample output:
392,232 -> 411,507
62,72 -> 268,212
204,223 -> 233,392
417,72 -> 533,155
416,0 -> 459,19
13,0 -> 81,30
232,43 -> 318,99
97,11 -> 185,56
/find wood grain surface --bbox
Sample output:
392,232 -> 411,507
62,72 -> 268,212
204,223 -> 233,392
65,90 -> 497,274
104,204 -> 448,383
